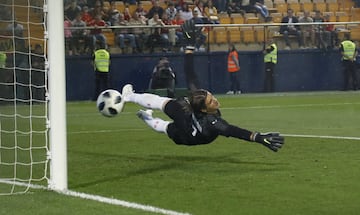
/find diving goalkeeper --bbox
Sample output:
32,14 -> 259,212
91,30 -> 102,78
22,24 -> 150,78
120,20 -> 284,152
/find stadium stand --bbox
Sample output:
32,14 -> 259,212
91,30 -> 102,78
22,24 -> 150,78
228,27 -> 242,43
327,0 -> 340,12
254,26 -> 266,43
13,2 -> 44,49
214,27 -> 228,44
219,14 -> 232,24
61,0 -> 360,53
274,0 -> 288,13
336,11 -> 351,22
301,0 -> 315,12
241,27 -> 256,43
246,17 -> 260,24
314,0 -> 327,12
323,11 -> 337,21
231,14 -> 245,24
287,0 -> 301,13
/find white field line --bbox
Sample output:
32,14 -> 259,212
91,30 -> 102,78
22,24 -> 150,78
283,134 -> 360,140
0,180 -> 191,215
221,102 -> 360,110
68,102 -> 360,118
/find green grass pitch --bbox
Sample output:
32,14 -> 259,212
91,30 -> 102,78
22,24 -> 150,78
1,91 -> 360,215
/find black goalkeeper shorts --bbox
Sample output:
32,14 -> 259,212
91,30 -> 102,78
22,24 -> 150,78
163,99 -> 198,145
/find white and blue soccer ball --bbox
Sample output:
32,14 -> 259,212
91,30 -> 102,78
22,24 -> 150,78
96,89 -> 124,117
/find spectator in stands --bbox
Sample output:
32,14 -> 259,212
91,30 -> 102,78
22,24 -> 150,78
299,11 -> 315,48
193,1 -> 206,19
323,14 -> 338,49
280,9 -> 303,50
171,12 -> 185,47
147,0 -> 165,19
227,0 -> 242,16
254,0 -> 270,21
134,1 -> 149,20
65,0 -> 82,21
91,1 -> 107,19
114,13 -> 137,54
216,0 -> 228,13
204,0 -> 220,24
239,0 -> 257,14
107,2 -> 120,26
179,2 -> 193,21
88,14 -> 108,51
6,19 -> 25,50
71,13 -> 88,55
313,10 -> 326,49
64,18 -> 73,55
81,6 -> 93,25
340,36 -> 358,90
166,2 -> 178,21
76,0 -> 88,8
124,0 -> 137,5
0,2 -> 11,21
129,13 -> 149,53
147,13 -> 166,53
160,13 -> 173,51
87,0 -> 102,9
123,6 -> 132,21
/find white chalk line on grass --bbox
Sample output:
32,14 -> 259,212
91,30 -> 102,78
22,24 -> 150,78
0,180 -> 191,215
283,134 -> 360,140
68,102 -> 360,118
221,102 -> 360,110
69,129 -> 360,141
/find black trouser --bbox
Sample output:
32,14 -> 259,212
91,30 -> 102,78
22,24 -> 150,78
264,62 -> 275,92
94,70 -> 109,100
342,60 -> 358,90
229,71 -> 240,92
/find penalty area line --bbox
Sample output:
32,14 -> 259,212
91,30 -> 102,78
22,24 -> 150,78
283,134 -> 360,141
0,180 -> 191,215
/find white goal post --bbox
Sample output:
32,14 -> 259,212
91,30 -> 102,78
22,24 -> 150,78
0,0 -> 67,194
47,0 -> 68,192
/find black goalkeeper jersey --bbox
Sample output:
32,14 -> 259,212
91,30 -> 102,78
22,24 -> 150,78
164,99 -> 253,146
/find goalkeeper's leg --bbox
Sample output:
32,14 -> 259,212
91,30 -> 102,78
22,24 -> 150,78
122,84 -> 172,111
137,109 -> 170,134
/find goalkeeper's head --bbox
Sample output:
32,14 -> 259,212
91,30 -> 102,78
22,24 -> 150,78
189,89 -> 220,114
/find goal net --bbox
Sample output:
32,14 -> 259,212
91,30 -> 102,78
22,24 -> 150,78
0,0 -> 49,194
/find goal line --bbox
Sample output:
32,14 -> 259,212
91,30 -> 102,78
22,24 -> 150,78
0,179 -> 191,215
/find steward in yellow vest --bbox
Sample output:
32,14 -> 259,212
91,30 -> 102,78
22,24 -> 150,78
0,51 -> 6,68
340,39 -> 358,90
93,48 -> 111,100
263,39 -> 277,92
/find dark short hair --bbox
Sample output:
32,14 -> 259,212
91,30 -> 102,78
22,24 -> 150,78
189,89 -> 208,112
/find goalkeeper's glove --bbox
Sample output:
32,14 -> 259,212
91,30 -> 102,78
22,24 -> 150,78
181,19 -> 197,47
251,132 -> 284,152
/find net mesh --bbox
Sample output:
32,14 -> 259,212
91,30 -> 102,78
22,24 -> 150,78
0,0 -> 49,195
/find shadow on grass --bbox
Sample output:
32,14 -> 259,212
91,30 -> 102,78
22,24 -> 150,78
70,150 -> 285,189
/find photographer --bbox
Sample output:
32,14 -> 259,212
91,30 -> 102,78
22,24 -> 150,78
149,57 -> 176,98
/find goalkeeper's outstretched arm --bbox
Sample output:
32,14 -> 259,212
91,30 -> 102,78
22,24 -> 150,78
182,20 -> 202,91
184,47 -> 201,91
